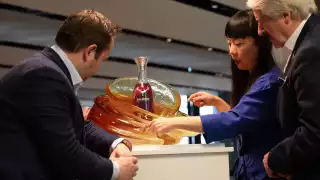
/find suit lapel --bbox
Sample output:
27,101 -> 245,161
41,47 -> 74,88
284,14 -> 317,78
41,47 -> 86,142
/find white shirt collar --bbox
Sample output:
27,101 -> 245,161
277,14 -> 311,73
284,14 -> 311,51
51,45 -> 83,87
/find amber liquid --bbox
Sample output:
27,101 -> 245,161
133,82 -> 154,113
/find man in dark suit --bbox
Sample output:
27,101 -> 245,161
247,0 -> 320,179
0,10 -> 138,180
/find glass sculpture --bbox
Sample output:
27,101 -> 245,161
87,57 -> 198,145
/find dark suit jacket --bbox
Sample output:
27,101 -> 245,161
268,13 -> 320,179
0,47 -> 119,180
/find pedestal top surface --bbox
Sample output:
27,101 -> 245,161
132,144 -> 234,156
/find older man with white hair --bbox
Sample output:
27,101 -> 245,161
247,0 -> 320,179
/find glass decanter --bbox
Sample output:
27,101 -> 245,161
133,56 -> 154,113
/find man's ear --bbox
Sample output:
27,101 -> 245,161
283,11 -> 292,25
85,44 -> 97,61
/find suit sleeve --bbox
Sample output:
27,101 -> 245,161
268,47 -> 320,174
201,75 -> 280,143
84,120 -> 119,158
19,67 -> 114,180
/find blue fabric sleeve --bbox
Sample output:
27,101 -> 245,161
201,74 -> 280,143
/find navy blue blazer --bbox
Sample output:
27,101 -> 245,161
0,47 -> 118,180
201,67 -> 284,180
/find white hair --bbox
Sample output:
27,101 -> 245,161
246,0 -> 317,20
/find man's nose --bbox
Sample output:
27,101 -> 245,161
258,24 -> 265,36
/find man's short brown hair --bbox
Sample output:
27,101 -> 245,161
55,9 -> 120,56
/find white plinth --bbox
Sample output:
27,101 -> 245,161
132,144 -> 233,180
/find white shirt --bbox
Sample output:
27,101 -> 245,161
282,14 -> 311,73
51,45 -> 83,94
51,45 -> 124,180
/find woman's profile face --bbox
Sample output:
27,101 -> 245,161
227,37 -> 258,72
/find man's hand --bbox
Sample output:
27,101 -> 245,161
112,156 -> 139,180
263,153 -> 275,177
263,153 -> 291,179
111,143 -> 132,158
82,106 -> 91,120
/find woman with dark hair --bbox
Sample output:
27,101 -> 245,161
144,10 -> 284,180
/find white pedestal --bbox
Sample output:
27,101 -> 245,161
132,144 -> 234,180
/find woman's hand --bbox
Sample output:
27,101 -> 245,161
142,116 -> 204,136
188,92 -> 231,112
143,117 -> 180,137
188,92 -> 223,107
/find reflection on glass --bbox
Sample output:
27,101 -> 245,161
178,95 -> 190,144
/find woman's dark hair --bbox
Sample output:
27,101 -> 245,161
225,9 -> 275,107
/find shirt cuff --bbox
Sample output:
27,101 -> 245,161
109,138 -> 132,154
111,160 -> 120,180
